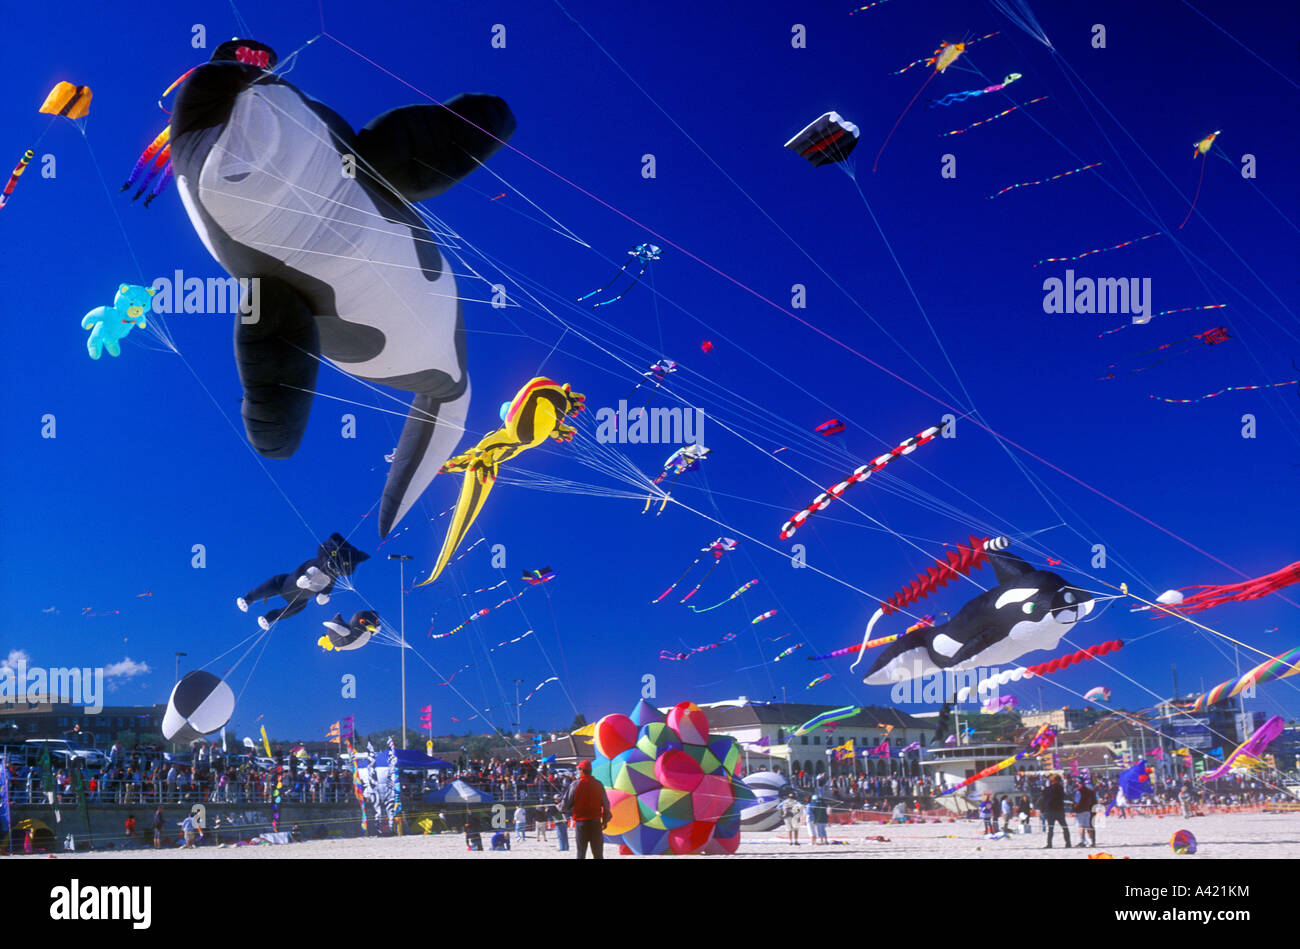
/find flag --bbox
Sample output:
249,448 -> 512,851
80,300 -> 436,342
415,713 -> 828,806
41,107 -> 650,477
341,716 -> 355,739
326,721 -> 340,744
901,741 -> 920,753
830,739 -> 855,761
865,737 -> 890,758
418,705 -> 432,730
1149,748 -> 1164,760
260,726 -> 272,759
0,753 -> 11,855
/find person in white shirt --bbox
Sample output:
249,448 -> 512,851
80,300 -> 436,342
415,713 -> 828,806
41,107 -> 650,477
513,804 -> 527,841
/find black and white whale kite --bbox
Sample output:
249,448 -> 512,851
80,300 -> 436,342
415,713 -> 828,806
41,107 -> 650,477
169,39 -> 517,536
862,549 -> 1095,685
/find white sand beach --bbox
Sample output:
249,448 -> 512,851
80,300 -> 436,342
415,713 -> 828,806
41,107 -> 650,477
24,810 -> 1300,859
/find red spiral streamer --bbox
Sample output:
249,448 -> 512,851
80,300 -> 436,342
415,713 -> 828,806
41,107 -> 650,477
1026,640 -> 1124,677
881,536 -> 992,615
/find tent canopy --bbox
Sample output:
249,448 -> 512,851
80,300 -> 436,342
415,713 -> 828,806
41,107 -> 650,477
422,779 -> 494,805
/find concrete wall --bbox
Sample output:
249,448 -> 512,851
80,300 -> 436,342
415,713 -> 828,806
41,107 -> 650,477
11,800 -> 364,850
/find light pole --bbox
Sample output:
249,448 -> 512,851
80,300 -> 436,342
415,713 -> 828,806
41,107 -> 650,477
174,652 -> 187,683
389,555 -> 413,749
514,679 -> 524,736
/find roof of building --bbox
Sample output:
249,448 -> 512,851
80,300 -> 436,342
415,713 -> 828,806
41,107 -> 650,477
700,702 -> 930,732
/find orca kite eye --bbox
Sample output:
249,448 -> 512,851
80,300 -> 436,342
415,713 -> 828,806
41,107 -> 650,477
1063,591 -> 1076,604
1022,602 -> 1035,614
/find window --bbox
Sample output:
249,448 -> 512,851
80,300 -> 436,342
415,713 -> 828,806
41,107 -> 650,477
800,736 -> 808,746
813,736 -> 821,746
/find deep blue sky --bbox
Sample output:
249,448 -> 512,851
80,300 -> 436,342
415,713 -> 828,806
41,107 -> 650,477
3,0 -> 1297,748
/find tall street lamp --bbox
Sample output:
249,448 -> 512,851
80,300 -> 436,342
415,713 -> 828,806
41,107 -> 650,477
389,555 -> 413,749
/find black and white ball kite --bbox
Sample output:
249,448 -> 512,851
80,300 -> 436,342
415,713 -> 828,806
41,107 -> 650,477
163,670 -> 235,743
740,771 -> 793,832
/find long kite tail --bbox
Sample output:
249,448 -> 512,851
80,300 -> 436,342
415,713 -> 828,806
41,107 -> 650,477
576,257 -> 633,303
651,553 -> 704,604
1179,153 -> 1208,230
592,259 -> 651,308
874,67 -> 939,173
678,558 -> 721,603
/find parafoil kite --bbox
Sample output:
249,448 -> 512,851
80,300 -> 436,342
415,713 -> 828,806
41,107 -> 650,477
1084,686 -> 1111,703
81,284 -> 155,359
815,418 -> 846,437
416,378 -> 585,586
622,359 -> 679,419
169,38 -> 518,539
780,420 -> 944,539
522,567 -> 556,585
1201,715 -> 1284,781
784,112 -> 860,167
577,243 -> 662,307
38,81 -> 92,123
652,537 -> 738,604
1141,559 -> 1300,617
862,544 -> 1095,685
593,699 -> 755,855
318,610 -> 381,652
163,671 -> 235,743
1180,130 -> 1220,230
940,724 -> 1055,796
236,533 -> 370,631
645,443 -> 711,514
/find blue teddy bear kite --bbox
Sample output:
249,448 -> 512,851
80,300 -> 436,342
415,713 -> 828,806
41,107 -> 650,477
82,283 -> 155,358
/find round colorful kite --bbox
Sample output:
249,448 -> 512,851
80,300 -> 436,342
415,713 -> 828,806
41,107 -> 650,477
592,699 -> 756,855
1170,829 -> 1197,855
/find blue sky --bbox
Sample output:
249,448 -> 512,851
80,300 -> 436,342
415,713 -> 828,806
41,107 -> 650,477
2,0 -> 1297,747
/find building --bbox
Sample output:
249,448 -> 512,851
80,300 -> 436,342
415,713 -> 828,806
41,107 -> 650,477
1021,707 -> 1091,732
0,701 -> 165,751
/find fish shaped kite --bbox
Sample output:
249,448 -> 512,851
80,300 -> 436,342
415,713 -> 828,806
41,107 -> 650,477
416,378 -> 585,587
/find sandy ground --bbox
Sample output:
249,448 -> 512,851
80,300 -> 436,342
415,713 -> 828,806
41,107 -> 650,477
20,811 -> 1300,859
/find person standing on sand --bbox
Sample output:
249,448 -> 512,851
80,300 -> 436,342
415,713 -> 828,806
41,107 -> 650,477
1073,780 -> 1097,848
513,804 -> 527,842
780,795 -> 802,845
151,805 -> 165,849
552,795 -> 569,852
561,760 -> 611,860
1039,775 -> 1071,849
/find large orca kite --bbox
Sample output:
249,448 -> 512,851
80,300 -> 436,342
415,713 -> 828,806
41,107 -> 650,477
170,39 -> 516,536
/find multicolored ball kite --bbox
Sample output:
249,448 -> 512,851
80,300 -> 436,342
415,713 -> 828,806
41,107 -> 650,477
592,699 -> 756,855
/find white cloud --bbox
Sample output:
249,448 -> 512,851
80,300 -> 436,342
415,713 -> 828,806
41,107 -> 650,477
1,649 -> 30,672
103,657 -> 151,680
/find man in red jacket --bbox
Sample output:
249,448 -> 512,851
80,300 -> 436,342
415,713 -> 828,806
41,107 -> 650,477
561,760 -> 612,859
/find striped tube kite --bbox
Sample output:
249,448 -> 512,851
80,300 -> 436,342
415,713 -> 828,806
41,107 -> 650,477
940,96 -> 1048,137
926,73 -> 1022,109
416,378 -> 585,587
1141,560 -> 1300,617
686,579 -> 757,614
779,420 -> 945,539
0,150 -> 34,211
940,725 -> 1056,796
793,705 -> 861,737
1185,646 -> 1300,711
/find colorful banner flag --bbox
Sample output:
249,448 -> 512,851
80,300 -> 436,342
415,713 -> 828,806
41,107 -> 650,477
341,716 -> 355,739
326,721 -> 341,744
260,726 -> 273,759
